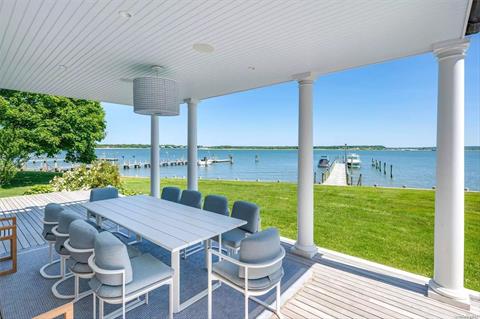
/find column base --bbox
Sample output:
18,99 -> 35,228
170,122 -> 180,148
428,279 -> 471,310
291,242 -> 317,259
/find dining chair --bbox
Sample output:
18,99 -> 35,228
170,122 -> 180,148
88,187 -> 130,239
63,219 -> 98,301
179,189 -> 202,209
184,194 -> 230,259
161,187 -> 182,203
179,190 -> 203,259
40,203 -> 64,279
88,232 -> 173,319
51,210 -> 82,299
203,195 -> 229,216
207,228 -> 285,319
87,187 -> 119,221
222,201 -> 260,255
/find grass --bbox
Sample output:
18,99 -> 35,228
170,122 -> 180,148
0,171 -> 60,198
0,172 -> 478,290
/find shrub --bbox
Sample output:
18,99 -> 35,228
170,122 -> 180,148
24,184 -> 54,195
50,161 -> 122,191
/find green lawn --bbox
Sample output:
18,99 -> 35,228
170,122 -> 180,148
0,172 -> 478,290
0,171 -> 60,198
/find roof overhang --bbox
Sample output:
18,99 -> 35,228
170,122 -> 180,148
0,0 -> 474,105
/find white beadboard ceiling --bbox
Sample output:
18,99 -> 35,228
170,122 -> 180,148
0,0 -> 471,105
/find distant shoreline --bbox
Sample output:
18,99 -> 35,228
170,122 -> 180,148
96,145 -> 480,151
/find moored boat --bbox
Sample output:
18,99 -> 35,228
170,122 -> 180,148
347,153 -> 361,167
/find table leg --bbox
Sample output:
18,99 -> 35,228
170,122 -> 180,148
204,240 -> 209,269
171,250 -> 180,313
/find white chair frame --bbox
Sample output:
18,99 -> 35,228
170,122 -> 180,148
63,239 -> 95,301
207,246 -> 285,319
88,254 -> 173,319
40,220 -> 62,279
51,225 -> 75,299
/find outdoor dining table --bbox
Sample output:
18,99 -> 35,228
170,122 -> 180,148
82,194 -> 246,313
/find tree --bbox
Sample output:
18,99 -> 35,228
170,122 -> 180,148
0,89 -> 106,184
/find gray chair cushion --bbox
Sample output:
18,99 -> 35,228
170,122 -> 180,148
212,259 -> 283,291
203,195 -> 229,216
94,232 -> 133,286
68,259 -> 92,274
221,228 -> 248,249
89,254 -> 173,299
90,187 -> 119,202
42,203 -> 64,240
231,201 -> 260,233
69,220 -> 98,263
45,233 -> 56,241
55,210 -> 81,255
179,190 -> 202,209
161,187 -> 182,203
238,228 -> 283,279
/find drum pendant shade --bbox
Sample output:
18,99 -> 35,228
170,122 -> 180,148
133,77 -> 179,116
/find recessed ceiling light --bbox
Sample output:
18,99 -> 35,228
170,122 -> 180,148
119,11 -> 132,19
193,43 -> 214,53
151,65 -> 165,73
57,65 -> 67,71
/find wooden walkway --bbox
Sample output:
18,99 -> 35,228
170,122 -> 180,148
0,191 -> 478,318
0,191 -> 91,255
323,162 -> 348,186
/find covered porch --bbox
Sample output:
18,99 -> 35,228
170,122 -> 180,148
0,0 -> 479,317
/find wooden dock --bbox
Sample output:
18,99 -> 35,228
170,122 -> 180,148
0,191 -> 478,318
322,162 -> 348,186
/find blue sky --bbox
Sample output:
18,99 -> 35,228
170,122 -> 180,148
102,35 -> 479,147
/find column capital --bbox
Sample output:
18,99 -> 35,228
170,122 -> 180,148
433,39 -> 469,60
184,98 -> 200,105
292,71 -> 316,83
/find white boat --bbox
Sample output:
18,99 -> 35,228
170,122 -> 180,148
197,157 -> 213,166
346,153 -> 361,167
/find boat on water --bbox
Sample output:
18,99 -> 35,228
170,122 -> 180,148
198,157 -> 213,166
318,156 -> 329,168
346,153 -> 361,167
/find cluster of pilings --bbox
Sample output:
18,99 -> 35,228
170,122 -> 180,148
371,158 -> 393,178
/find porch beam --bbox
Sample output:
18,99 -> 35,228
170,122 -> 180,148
428,38 -> 470,309
291,75 -> 317,259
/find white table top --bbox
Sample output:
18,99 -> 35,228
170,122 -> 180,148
82,195 -> 246,252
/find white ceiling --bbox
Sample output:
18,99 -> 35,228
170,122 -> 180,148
0,0 -> 471,105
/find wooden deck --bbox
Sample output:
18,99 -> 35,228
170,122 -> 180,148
0,191 -> 478,318
0,191 -> 91,255
281,251 -> 479,318
323,162 -> 348,186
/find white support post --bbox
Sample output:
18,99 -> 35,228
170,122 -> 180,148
291,75 -> 317,259
186,98 -> 199,191
428,39 -> 470,309
150,115 -> 160,198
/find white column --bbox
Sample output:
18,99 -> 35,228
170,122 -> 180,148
292,77 -> 317,259
186,98 -> 199,191
150,115 -> 160,198
428,39 -> 470,309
